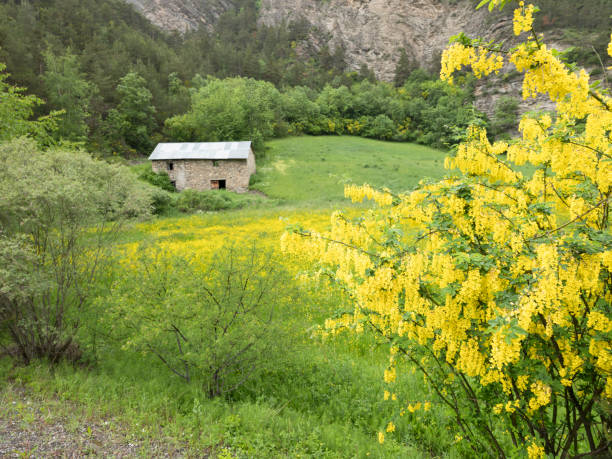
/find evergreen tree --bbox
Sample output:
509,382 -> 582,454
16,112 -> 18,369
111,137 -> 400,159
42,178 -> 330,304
42,50 -> 96,141
105,72 -> 156,154
393,48 -> 414,87
358,64 -> 376,83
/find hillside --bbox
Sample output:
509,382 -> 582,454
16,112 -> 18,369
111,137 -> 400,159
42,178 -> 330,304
125,0 -> 491,79
123,0 -> 612,80
1,0 -> 609,157
119,0 -> 611,122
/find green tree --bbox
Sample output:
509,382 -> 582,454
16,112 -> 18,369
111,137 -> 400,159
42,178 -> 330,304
363,114 -> 396,140
0,138 -> 152,363
393,48 -> 414,87
163,72 -> 190,118
42,50 -> 96,141
0,63 -> 58,144
279,86 -> 321,134
106,72 -> 156,154
165,77 -> 280,151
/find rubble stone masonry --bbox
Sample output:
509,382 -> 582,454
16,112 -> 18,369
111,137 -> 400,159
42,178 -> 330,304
151,150 -> 256,193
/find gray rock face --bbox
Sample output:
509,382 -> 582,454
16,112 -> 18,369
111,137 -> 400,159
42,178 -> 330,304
122,0 -> 499,79
123,0 -> 238,32
258,0 -> 494,81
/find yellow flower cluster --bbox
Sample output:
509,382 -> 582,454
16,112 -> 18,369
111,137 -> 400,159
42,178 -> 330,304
383,366 -> 397,383
587,311 -> 612,333
513,2 -> 536,36
528,381 -> 551,412
527,441 -> 546,459
440,43 -> 504,84
344,183 -> 394,206
406,402 -> 422,413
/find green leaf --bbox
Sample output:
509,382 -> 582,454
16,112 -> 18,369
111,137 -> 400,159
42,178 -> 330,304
476,0 -> 490,10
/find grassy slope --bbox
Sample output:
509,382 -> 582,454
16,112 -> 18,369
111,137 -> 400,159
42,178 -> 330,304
2,137 -> 467,458
252,136 -> 448,205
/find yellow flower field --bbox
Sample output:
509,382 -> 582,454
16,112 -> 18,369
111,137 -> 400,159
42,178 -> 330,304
119,208 -> 342,265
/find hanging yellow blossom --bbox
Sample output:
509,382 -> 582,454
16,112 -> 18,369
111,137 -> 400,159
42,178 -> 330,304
513,2 -> 536,36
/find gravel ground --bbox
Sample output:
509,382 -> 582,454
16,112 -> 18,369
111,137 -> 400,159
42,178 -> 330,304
0,386 -> 188,458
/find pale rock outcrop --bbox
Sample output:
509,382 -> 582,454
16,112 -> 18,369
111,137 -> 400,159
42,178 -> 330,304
258,0 -> 494,80
123,0 -> 236,32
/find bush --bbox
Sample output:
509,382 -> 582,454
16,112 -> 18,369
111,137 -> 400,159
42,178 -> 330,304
363,114 -> 396,140
138,166 -> 176,192
103,245 -> 294,398
0,138 -> 151,364
176,190 -> 237,212
150,189 -> 176,215
174,189 -> 267,213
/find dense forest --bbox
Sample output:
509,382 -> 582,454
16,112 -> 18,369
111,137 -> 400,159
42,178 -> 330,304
0,0 -> 609,155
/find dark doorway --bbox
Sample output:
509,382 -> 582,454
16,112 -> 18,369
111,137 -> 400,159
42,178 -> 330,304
211,179 -> 226,190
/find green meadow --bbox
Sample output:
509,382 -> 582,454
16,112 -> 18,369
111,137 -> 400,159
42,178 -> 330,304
253,136 -> 448,205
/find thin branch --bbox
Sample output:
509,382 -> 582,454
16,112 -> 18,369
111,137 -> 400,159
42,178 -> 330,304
295,230 -> 381,259
528,196 -> 610,240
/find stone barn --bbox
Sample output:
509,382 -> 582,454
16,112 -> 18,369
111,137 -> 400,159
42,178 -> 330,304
149,141 -> 256,193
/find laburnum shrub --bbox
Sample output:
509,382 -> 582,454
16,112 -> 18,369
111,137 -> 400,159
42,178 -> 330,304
282,2 -> 611,458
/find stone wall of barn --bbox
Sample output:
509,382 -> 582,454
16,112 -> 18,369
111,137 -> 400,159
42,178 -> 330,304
152,157 -> 253,193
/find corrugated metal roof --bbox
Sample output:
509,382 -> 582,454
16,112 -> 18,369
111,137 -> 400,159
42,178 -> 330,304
148,142 -> 252,160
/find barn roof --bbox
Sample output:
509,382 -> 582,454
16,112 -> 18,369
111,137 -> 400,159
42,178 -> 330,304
148,142 -> 252,160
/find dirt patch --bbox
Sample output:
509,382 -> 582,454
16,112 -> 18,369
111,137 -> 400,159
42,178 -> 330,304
248,189 -> 267,197
271,159 -> 294,174
0,386 -> 188,458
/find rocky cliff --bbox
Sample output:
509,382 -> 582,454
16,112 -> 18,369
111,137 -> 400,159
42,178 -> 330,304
123,0 -> 237,32
259,0 -> 499,81
123,0 -> 507,80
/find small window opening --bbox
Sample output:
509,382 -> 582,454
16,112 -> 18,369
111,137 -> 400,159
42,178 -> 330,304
212,160 -> 220,167
167,162 -> 174,171
170,180 -> 176,189
211,179 -> 226,190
